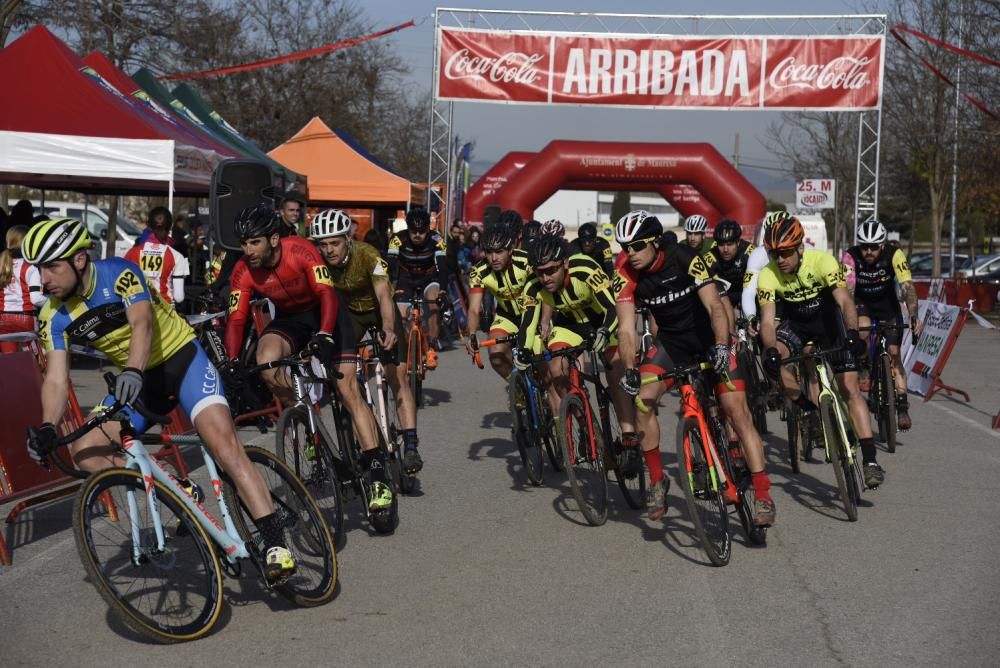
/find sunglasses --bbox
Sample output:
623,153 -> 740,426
769,247 -> 798,259
534,263 -> 563,277
622,237 -> 655,254
860,244 -> 881,252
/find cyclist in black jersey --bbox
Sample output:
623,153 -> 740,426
703,219 -> 755,331
569,222 -> 614,277
613,211 -> 775,527
387,207 -> 451,367
842,219 -> 922,431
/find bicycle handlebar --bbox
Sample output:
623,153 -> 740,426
632,362 -> 736,413
244,346 -> 344,381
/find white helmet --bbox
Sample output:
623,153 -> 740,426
684,215 -> 708,233
311,209 -> 352,239
615,210 -> 662,243
540,219 -> 565,238
856,219 -> 887,244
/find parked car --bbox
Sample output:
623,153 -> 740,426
957,253 -> 1000,278
28,200 -> 138,257
908,252 -> 972,277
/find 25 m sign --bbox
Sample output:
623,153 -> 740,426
796,179 -> 836,210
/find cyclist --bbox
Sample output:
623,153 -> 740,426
522,220 -> 543,248
464,224 -> 531,380
613,211 -> 775,526
23,218 -> 297,581
515,235 -> 632,482
683,214 -> 712,255
224,206 -> 392,510
842,219 -> 921,430
757,216 -> 886,488
540,219 -> 566,238
311,208 -> 423,476
742,211 -> 794,335
387,207 -> 451,369
570,222 -> 614,277
495,209 -> 525,249
124,206 -> 190,306
702,219 -> 754,332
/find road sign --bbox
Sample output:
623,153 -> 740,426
796,179 -> 836,209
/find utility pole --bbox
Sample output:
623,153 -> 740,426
949,3 -> 963,278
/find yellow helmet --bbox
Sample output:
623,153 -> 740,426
22,218 -> 93,265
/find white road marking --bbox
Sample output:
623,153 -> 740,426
927,401 -> 1000,441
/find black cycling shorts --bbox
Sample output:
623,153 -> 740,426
856,300 -> 904,347
776,306 -> 856,373
348,308 -> 407,365
394,271 -> 441,304
262,302 -> 358,364
639,332 -> 746,395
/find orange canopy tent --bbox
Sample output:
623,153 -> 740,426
268,117 -> 413,206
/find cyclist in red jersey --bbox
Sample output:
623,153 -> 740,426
223,206 -> 381,475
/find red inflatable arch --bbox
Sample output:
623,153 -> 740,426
464,151 -> 721,225
493,141 -> 765,237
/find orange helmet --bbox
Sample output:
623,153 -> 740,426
764,216 -> 804,251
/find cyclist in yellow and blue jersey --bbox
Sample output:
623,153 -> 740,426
515,235 -> 632,439
757,216 -> 886,489
23,218 -> 297,581
464,224 -> 532,380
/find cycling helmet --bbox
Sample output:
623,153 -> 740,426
764,216 -> 805,251
311,209 -> 352,239
22,217 -> 92,265
713,220 -> 742,243
497,209 -> 523,238
615,210 -> 663,244
540,219 -> 565,238
762,210 -> 792,231
522,220 -> 542,244
527,234 -> 568,267
684,215 -> 708,234
480,224 -> 515,252
578,222 -> 598,241
856,219 -> 887,245
236,204 -> 282,240
405,207 -> 431,231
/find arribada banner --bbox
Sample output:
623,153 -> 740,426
437,28 -> 884,110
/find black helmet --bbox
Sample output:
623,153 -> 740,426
713,219 -> 742,243
527,234 -> 568,267
522,220 -> 542,243
236,204 -> 282,240
480,224 -> 515,252
497,210 -> 523,237
578,222 -> 598,241
405,207 -> 431,231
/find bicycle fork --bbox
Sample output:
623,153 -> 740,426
679,385 -> 731,496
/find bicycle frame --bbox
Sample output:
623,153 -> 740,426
811,358 -> 859,467
358,338 -> 394,447
561,353 -> 601,461
677,378 -> 730,495
120,433 -> 249,563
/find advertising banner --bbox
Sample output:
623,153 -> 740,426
438,28 -> 883,110
796,179 -> 836,209
902,300 -> 965,396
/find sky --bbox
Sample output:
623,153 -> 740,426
362,0 -> 891,181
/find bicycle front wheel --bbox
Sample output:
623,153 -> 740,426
675,417 -> 731,566
558,394 -> 608,526
223,447 -> 339,606
603,395 -> 645,510
74,468 -> 223,643
820,396 -> 859,522
408,333 -> 423,408
276,406 -> 345,549
784,399 -> 801,474
509,372 -> 544,486
877,354 -> 897,453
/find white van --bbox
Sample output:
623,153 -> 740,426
754,213 -> 829,252
27,200 -> 139,257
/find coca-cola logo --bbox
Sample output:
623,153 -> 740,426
444,47 -> 544,85
800,192 -> 830,207
769,55 -> 874,91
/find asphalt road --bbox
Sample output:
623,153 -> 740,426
3,324 -> 1000,666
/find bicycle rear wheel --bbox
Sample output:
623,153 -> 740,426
509,372 -> 544,486
675,417 -> 731,566
819,397 -> 859,522
783,399 -> 801,474
741,346 -> 769,435
603,394 -> 645,510
537,391 -> 563,471
877,354 -> 897,453
74,468 -> 223,643
558,394 -> 608,526
409,334 -> 423,408
222,447 -> 338,606
276,406 -> 345,549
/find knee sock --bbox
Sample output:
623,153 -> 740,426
254,513 -> 286,550
644,449 -> 664,484
751,471 -> 771,501
860,437 -> 877,464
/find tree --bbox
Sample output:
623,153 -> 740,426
1,0 -> 25,47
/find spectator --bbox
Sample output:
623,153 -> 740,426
278,193 -> 306,237
458,226 -> 482,272
171,210 -> 191,257
0,206 -> 8,252
124,206 -> 190,306
446,222 -> 465,277
8,200 -> 34,228
0,225 -> 45,353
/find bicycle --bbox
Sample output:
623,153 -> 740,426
358,327 -> 415,494
534,343 -> 644,525
262,349 -> 399,547
636,363 -> 765,565
474,334 -> 561,486
782,346 -> 865,521
33,374 -> 337,643
862,321 -> 909,453
399,289 -> 449,408
736,318 -> 772,435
